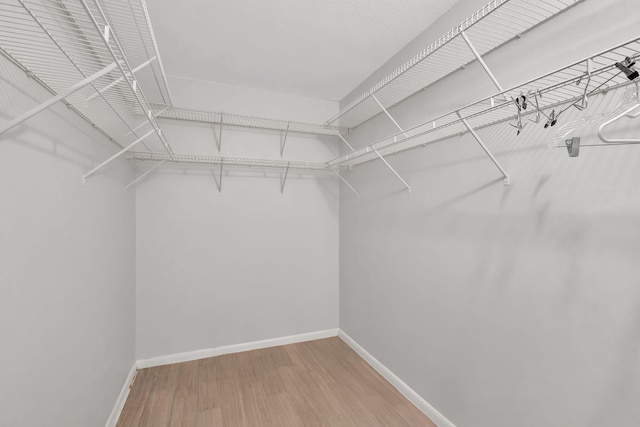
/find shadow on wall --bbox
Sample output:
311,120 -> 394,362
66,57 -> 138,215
421,177 -> 505,216
422,142 -> 546,172
588,301 -> 640,427
0,58 -> 131,185
0,58 -> 137,176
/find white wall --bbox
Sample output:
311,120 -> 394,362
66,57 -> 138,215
339,1 -> 640,427
0,57 -> 136,426
135,77 -> 340,359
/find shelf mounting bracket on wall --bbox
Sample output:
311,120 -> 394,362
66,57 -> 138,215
0,62 -> 117,137
336,132 -> 356,152
370,94 -> 411,192
373,148 -> 411,192
456,111 -> 510,185
332,170 -> 359,196
213,160 -> 224,192
83,129 -> 155,184
281,162 -> 290,193
280,122 -> 290,157
215,113 -> 224,151
372,94 -> 408,139
125,160 -> 166,189
461,31 -> 508,101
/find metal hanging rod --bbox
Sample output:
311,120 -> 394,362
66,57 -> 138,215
326,0 -> 585,129
151,105 -> 345,136
129,152 -> 361,195
0,0 -> 173,156
327,37 -> 640,168
132,152 -> 330,172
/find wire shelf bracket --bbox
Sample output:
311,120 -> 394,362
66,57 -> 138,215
457,111 -> 510,185
460,30 -> 508,100
372,94 -> 408,138
332,170 -> 359,197
213,160 -> 223,192
373,148 -> 410,193
280,162 -> 290,193
337,133 -> 356,152
125,159 -> 166,189
83,129 -> 155,183
280,123 -> 290,157
216,113 -> 224,152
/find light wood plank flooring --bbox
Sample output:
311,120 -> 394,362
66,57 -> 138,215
117,337 -> 436,427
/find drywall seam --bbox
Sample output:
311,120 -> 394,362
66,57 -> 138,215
338,329 -> 457,427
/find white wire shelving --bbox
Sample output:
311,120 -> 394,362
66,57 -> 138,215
0,0 -> 173,156
329,37 -> 640,168
151,105 -> 344,136
130,151 -> 345,193
132,151 -> 329,171
130,38 -> 640,193
328,0 -> 585,129
99,0 -> 172,106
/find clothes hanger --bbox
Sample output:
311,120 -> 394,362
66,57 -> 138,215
598,82 -> 640,143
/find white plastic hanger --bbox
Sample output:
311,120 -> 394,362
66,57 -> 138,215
598,98 -> 640,144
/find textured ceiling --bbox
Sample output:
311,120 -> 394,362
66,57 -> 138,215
147,0 -> 458,101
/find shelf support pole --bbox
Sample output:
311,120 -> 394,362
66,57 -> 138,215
87,56 -> 156,102
281,162 -> 290,193
336,133 -> 355,151
372,94 -> 408,138
280,123 -> 290,157
456,111 -> 510,185
332,170 -> 359,196
373,148 -> 411,192
214,160 -> 223,192
83,129 -> 155,183
0,62 -> 117,137
125,160 -> 166,189
217,113 -> 223,151
461,31 -> 508,99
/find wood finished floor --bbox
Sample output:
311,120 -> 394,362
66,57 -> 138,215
117,337 -> 437,427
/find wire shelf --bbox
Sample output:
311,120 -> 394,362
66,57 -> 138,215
152,105 -> 344,136
0,0 -> 173,154
132,151 -> 330,171
99,0 -> 172,106
329,37 -> 640,167
328,0 -> 584,129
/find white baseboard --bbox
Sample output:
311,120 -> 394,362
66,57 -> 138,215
105,363 -> 137,427
338,330 -> 456,427
136,328 -> 339,369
